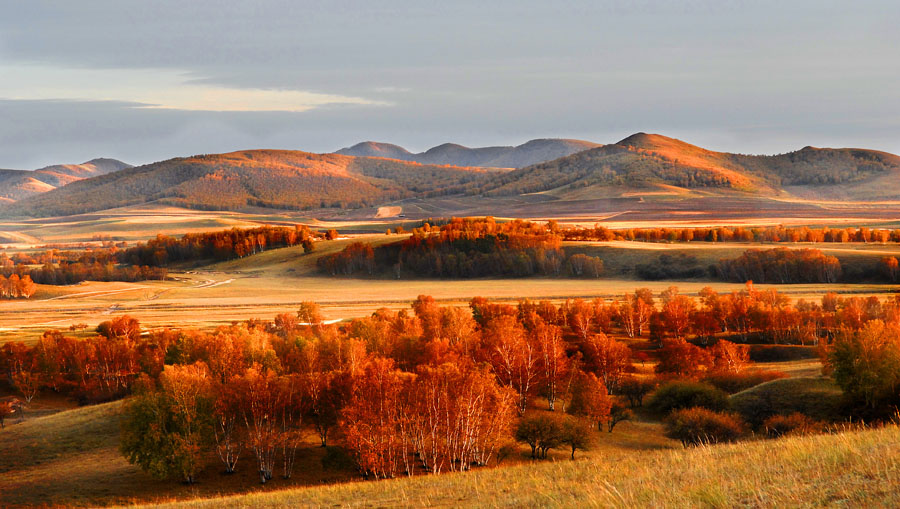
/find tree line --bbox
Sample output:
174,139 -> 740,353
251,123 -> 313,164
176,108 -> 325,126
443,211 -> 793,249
561,224 -> 900,244
319,218 -> 603,278
120,225 -> 318,267
0,226 -> 321,291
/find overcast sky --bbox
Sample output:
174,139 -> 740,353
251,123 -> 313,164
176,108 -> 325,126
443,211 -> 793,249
1,0 -> 898,168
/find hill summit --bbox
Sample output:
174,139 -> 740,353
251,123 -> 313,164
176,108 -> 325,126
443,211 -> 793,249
336,138 -> 601,168
0,158 -> 131,202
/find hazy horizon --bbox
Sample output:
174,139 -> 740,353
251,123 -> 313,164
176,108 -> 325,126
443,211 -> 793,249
2,0 -> 899,168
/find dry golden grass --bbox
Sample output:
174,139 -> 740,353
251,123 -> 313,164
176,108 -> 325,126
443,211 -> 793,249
129,425 -> 900,508
5,235 -> 900,345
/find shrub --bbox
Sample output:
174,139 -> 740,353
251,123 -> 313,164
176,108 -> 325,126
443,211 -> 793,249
664,407 -> 745,447
762,413 -> 824,438
646,381 -> 731,416
702,370 -> 787,394
515,414 -> 565,459
559,417 -> 595,459
617,376 -> 657,407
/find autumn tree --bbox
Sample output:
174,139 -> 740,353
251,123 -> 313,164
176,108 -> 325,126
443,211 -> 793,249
341,357 -> 412,479
531,321 -> 569,410
120,364 -> 215,483
559,416 -> 594,459
481,315 -> 539,413
828,320 -> 900,417
581,333 -> 631,392
566,371 -> 613,431
515,414 -> 564,459
655,338 -> 712,378
237,366 -> 282,483
212,378 -> 244,474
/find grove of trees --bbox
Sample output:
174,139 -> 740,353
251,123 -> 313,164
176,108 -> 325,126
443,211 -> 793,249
319,217 -> 603,278
5,282 -> 900,484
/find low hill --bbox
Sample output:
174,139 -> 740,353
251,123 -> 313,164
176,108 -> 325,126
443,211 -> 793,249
336,138 -> 601,168
0,158 -> 132,201
475,133 -> 900,199
1,150 -> 502,217
142,425 -> 900,508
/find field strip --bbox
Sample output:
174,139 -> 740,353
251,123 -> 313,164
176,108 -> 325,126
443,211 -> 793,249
194,278 -> 234,288
41,287 -> 152,301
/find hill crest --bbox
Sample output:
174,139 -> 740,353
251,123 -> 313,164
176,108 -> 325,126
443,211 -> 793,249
0,158 -> 131,202
336,138 -> 601,168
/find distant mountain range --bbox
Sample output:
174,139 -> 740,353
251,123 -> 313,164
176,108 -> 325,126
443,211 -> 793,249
3,134 -> 900,218
1,151 -> 503,217
0,158 -> 132,203
335,139 -> 601,168
473,133 -> 900,199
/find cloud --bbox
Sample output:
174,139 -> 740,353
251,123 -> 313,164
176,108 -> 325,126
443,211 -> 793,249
0,64 -> 388,112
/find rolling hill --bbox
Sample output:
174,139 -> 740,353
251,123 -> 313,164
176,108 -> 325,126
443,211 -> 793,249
1,150 -> 504,217
474,133 -> 900,199
336,138 -> 601,168
5,134 -> 900,219
0,158 -> 132,202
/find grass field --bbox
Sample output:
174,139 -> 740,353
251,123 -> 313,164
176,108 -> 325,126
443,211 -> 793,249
130,424 -> 900,508
0,394 -> 677,507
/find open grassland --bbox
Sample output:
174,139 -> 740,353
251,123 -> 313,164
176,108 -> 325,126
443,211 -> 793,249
4,200 -> 900,246
0,400 -> 356,508
131,425 -> 900,508
0,396 -> 676,507
5,236 -> 900,344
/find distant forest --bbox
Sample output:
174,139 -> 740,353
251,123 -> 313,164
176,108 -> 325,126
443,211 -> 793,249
1,226 -> 319,291
318,218 -> 604,278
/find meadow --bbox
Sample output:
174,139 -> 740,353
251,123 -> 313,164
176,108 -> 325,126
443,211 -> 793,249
3,210 -> 900,508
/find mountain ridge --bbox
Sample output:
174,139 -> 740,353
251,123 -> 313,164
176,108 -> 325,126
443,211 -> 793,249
0,158 -> 132,202
1,150 -> 502,217
336,138 -> 602,168
5,134 -> 900,218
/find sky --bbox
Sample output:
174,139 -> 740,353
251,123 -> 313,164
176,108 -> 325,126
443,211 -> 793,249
1,0 -> 898,169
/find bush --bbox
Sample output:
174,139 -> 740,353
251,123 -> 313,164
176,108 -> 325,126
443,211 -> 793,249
617,376 -> 657,407
664,407 -> 745,446
702,370 -> 787,394
646,381 -> 731,416
515,414 -> 565,459
762,413 -> 824,438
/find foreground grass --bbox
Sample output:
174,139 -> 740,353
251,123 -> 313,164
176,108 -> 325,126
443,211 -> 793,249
137,425 -> 900,508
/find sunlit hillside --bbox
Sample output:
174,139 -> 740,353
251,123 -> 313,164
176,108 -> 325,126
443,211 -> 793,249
141,425 -> 900,508
475,133 -> 900,199
2,151 -> 503,217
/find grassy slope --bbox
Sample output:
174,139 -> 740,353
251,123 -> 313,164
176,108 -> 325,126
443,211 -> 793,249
2,151 -> 497,218
139,425 -> 900,508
